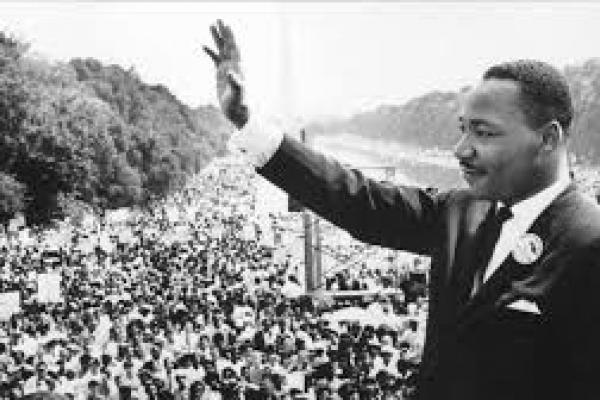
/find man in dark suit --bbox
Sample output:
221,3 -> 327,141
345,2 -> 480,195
204,21 -> 600,400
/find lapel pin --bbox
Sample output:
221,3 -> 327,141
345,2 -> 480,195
511,233 -> 543,265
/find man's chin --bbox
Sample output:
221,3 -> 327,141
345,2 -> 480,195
463,179 -> 495,201
461,170 -> 485,185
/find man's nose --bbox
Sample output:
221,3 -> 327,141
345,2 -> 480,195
453,133 -> 475,161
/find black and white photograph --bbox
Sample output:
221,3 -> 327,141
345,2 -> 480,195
0,2 -> 599,399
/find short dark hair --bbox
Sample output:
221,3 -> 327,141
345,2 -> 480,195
483,60 -> 573,133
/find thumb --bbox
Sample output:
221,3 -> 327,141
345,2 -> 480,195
203,46 -> 220,66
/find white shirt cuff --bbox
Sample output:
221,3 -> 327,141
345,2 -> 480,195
227,116 -> 284,168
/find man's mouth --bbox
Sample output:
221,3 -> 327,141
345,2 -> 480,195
459,162 -> 485,177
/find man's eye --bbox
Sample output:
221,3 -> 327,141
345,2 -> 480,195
474,129 -> 495,137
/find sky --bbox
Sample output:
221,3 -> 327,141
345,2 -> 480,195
1,2 -> 599,123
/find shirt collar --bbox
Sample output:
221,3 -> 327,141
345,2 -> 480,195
507,174 -> 571,227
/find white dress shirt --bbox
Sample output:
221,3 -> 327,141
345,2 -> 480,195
483,174 -> 570,282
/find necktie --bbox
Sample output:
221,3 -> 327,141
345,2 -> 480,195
470,205 -> 513,297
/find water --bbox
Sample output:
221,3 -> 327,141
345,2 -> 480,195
313,133 -> 465,190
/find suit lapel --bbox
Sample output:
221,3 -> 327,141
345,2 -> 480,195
448,200 -> 494,308
456,183 -> 578,330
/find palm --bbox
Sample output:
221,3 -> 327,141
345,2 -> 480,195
204,20 -> 248,129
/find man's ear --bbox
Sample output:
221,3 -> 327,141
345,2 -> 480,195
540,120 -> 563,151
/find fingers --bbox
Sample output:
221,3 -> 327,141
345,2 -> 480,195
210,24 -> 224,51
218,19 -> 235,47
217,20 -> 240,62
211,19 -> 234,52
203,46 -> 220,66
207,20 -> 240,65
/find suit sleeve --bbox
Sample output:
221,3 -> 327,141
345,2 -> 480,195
257,134 -> 446,255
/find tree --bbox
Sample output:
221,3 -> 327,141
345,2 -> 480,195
0,36 -> 232,225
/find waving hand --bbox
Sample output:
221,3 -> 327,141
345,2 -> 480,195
204,20 -> 249,129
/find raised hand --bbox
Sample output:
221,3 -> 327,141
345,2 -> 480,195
204,20 -> 249,129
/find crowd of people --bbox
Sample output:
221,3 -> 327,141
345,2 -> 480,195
0,157 -> 430,399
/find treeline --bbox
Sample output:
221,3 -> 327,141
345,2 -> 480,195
306,59 -> 600,165
0,33 -> 232,225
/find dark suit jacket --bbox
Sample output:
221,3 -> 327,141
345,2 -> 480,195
258,135 -> 600,400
